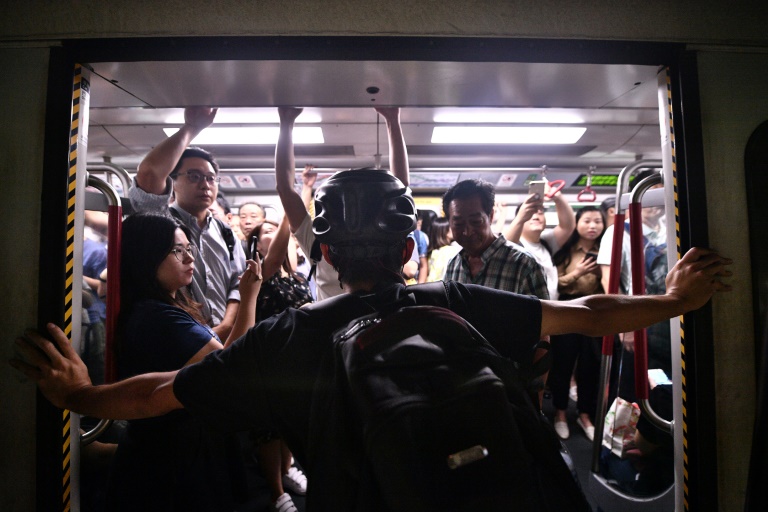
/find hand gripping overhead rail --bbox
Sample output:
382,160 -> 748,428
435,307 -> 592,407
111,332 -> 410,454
80,173 -> 122,446
587,161 -> 674,511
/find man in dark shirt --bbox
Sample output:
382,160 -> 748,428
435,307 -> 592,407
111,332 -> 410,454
13,170 -> 731,509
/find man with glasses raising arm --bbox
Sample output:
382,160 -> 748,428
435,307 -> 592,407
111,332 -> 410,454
129,107 -> 246,340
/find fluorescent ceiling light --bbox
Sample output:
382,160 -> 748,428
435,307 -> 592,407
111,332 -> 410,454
164,108 -> 322,124
433,108 -> 584,124
431,126 -> 586,144
163,127 -> 324,144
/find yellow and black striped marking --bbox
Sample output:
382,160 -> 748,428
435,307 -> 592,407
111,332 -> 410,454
61,62 -> 83,512
664,68 -> 688,510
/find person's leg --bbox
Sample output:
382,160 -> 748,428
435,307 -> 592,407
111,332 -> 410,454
576,335 -> 601,431
280,442 -> 307,495
548,333 -> 579,437
257,438 -> 285,502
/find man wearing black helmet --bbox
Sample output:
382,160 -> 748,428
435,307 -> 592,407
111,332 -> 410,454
13,170 -> 732,510
275,106 -> 415,300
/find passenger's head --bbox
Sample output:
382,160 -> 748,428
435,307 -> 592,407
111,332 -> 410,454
120,213 -> 201,318
312,169 -> 417,287
428,216 -> 453,251
252,219 -> 294,275
442,179 -> 497,257
599,196 -> 616,227
169,147 -> 220,215
210,192 -> 232,220
238,202 -> 266,239
515,202 -> 547,241
252,219 -> 279,258
552,206 -> 606,267
574,206 -> 605,243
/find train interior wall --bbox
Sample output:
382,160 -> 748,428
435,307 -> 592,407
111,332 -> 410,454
697,50 -> 768,512
0,47 -> 48,511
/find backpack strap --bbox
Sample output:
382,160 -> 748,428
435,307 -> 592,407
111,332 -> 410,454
306,239 -> 323,281
213,218 -> 236,262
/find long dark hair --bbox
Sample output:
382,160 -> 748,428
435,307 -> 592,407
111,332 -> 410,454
118,213 -> 206,327
428,216 -> 452,257
552,206 -> 606,268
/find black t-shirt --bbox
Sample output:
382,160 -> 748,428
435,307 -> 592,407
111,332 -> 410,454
175,281 -> 540,492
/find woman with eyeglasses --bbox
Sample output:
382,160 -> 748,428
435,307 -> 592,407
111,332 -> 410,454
106,212 -> 262,511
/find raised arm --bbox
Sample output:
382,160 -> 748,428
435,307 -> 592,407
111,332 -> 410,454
549,190 -> 575,248
275,107 -> 309,232
135,107 -> 217,194
261,215 -> 293,280
224,259 -> 262,346
540,247 -> 732,338
11,324 -> 181,420
301,164 -> 317,214
375,107 -> 409,186
504,194 -> 543,243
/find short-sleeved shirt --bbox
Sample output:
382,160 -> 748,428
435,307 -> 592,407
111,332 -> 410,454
597,217 -> 667,295
174,281 -> 542,503
597,222 -> 632,294
444,234 -> 550,299
83,239 -> 108,323
128,179 -> 246,326
110,301 -> 243,511
520,230 -> 559,301
293,213 -> 343,301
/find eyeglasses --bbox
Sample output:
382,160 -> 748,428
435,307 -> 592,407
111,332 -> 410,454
170,245 -> 196,262
173,171 -> 221,184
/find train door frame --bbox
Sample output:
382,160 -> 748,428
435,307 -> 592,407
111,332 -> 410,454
37,37 -> 715,511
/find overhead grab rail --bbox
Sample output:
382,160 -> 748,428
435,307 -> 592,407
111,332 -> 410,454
577,166 -> 597,202
540,165 -> 566,199
628,173 -> 674,433
86,162 -> 132,196
80,173 -> 122,446
591,159 -> 662,472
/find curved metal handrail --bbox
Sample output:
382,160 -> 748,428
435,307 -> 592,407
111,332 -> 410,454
87,162 -> 132,196
591,160 -> 662,472
628,173 -> 673,434
80,173 -> 122,446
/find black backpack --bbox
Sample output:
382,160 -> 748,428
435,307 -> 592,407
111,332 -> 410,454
309,282 -> 590,512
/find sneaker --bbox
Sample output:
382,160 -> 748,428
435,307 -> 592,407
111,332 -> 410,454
569,385 -> 578,402
554,420 -> 569,440
271,493 -> 298,512
282,466 -> 308,495
576,417 -> 595,442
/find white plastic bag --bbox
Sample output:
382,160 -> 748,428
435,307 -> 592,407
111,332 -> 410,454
602,397 -> 640,458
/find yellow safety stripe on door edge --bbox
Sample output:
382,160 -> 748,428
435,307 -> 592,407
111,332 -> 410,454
61,62 -> 82,512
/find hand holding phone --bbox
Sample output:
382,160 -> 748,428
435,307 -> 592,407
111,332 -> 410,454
583,252 -> 599,262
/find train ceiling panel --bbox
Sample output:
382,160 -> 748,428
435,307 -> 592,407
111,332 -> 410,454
85,58 -> 664,189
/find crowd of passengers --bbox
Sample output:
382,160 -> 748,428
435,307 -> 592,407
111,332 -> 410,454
78,106 -> 673,511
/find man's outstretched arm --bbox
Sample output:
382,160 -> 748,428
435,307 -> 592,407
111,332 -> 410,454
540,247 -> 732,338
11,324 -> 181,420
135,107 -> 217,194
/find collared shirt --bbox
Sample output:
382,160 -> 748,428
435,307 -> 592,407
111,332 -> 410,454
444,234 -> 550,299
128,178 -> 246,326
556,244 -> 603,298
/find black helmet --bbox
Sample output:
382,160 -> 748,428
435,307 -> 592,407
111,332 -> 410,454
312,169 -> 416,258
